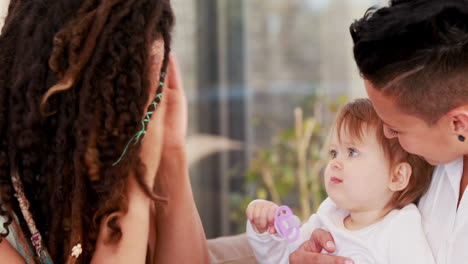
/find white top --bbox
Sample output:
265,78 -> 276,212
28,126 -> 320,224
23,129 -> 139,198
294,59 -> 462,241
247,198 -> 435,264
0,214 -> 21,252
418,157 -> 468,264
0,211 -> 32,262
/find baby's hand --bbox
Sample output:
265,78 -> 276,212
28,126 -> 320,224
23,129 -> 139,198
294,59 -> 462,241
246,200 -> 279,234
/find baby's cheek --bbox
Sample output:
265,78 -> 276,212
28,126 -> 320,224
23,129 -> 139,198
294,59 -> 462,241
348,175 -> 375,198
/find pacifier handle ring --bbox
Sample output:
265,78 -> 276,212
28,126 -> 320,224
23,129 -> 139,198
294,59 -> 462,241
274,205 -> 301,243
285,226 -> 300,243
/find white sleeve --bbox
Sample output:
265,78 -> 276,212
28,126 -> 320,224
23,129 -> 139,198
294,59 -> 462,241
0,211 -> 20,255
246,220 -> 290,264
246,214 -> 320,264
388,204 -> 435,264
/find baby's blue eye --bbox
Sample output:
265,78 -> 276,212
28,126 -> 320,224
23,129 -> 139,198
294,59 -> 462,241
348,148 -> 359,157
329,150 -> 337,159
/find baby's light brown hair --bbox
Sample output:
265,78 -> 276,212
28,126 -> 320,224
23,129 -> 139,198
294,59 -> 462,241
333,98 -> 433,209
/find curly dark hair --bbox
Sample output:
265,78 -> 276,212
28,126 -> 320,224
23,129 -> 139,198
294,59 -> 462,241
350,0 -> 468,124
0,0 -> 174,262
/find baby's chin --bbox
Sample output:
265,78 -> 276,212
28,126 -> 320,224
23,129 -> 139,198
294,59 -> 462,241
326,192 -> 353,211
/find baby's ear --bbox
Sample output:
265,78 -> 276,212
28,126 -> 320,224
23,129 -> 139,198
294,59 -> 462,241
388,162 -> 412,192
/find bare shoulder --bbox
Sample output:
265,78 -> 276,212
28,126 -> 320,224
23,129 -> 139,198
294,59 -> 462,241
0,239 -> 26,264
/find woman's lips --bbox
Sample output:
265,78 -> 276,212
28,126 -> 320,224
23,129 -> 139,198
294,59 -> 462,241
330,177 -> 343,184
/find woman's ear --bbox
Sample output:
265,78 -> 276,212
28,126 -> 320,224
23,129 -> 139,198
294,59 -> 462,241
448,106 -> 468,137
388,162 -> 412,192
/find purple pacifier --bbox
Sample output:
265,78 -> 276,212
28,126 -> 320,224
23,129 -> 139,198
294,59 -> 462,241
274,205 -> 301,243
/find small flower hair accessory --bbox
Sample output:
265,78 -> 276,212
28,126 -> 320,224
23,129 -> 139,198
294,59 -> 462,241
71,243 -> 83,258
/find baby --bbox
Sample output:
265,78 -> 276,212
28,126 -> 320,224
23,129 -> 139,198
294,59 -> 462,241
246,98 -> 435,264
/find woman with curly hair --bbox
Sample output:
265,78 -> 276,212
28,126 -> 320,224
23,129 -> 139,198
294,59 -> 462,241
0,0 -> 209,263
